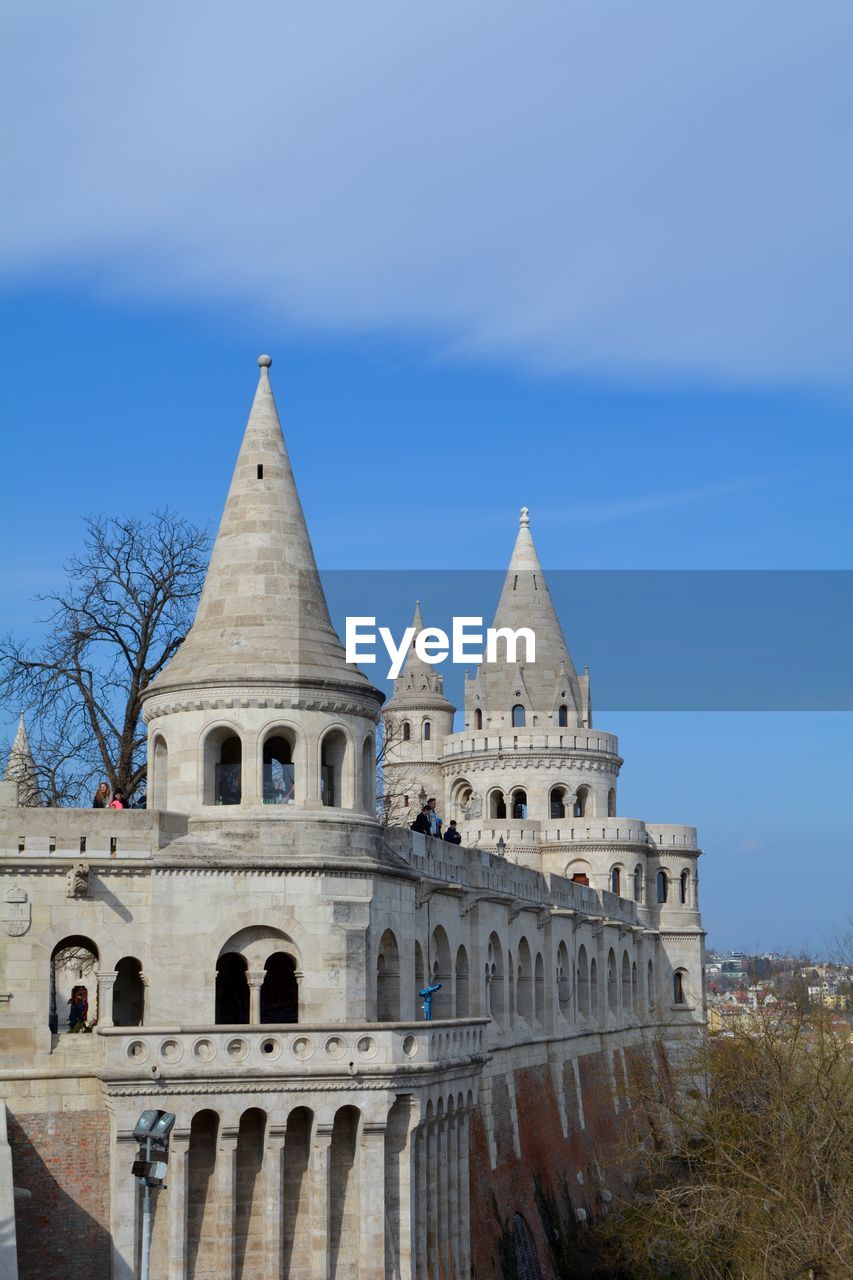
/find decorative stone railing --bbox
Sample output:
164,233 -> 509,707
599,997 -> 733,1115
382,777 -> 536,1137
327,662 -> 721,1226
97,1018 -> 490,1076
442,729 -> 620,757
385,829 -> 642,924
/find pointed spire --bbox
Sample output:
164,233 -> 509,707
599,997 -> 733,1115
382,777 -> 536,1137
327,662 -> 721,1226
149,356 -> 379,697
477,508 -> 582,722
385,601 -> 456,712
5,712 -> 40,806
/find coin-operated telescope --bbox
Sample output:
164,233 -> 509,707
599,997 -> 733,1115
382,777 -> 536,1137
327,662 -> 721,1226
419,982 -> 442,1021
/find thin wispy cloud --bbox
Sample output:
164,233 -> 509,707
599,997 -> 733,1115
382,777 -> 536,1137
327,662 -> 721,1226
3,1 -> 852,387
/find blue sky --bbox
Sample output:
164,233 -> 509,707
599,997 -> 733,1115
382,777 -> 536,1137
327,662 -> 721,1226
2,1 -> 852,951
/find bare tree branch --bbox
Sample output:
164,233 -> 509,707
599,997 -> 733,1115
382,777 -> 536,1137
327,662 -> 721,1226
0,510 -> 208,804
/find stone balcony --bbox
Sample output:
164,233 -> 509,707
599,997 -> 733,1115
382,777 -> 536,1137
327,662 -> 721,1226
96,1017 -> 490,1079
0,806 -> 188,858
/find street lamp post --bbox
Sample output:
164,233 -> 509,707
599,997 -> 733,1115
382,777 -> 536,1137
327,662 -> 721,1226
496,835 -> 506,858
132,1109 -> 176,1280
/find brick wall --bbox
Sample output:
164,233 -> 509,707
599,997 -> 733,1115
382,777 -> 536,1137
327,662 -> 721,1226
470,1047 -> 646,1279
8,1110 -> 112,1280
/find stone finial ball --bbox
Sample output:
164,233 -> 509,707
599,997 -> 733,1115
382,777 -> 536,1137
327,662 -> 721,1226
257,354 -> 272,368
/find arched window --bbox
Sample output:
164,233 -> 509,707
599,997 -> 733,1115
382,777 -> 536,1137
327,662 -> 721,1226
621,951 -> 631,1017
414,941 -> 425,995
234,1108 -> 266,1277
377,930 -> 401,1021
510,1213 -> 544,1280
489,789 -> 506,819
556,941 -> 571,1018
216,952 -> 249,1024
680,869 -> 689,905
573,787 -> 588,818
647,958 -> 655,1009
187,1111 -> 219,1276
422,720 -> 431,741
633,864 -> 644,901
260,953 -> 298,1023
590,957 -> 598,1019
452,780 -> 473,814
607,788 -> 616,817
534,953 -> 545,1028
507,950 -> 515,1027
474,709 -> 483,730
577,945 -> 590,1018
557,705 -> 568,727
455,946 -> 470,1017
607,949 -> 618,1015
511,788 -> 528,819
550,786 -> 567,819
320,729 -> 348,808
113,956 -> 144,1026
610,867 -> 621,896
402,721 -> 411,742
262,733 -> 296,805
429,926 -> 452,1019
517,939 -> 533,1023
486,933 -> 504,1027
673,970 -> 687,1005
151,735 -> 168,810
511,704 -> 526,728
50,936 -> 98,1033
656,870 -> 669,903
361,736 -> 375,812
631,961 -> 639,1012
204,728 -> 242,805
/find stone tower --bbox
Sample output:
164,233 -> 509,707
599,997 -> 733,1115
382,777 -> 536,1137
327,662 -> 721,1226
381,602 -> 456,822
1,356 -> 706,1280
142,355 -> 383,817
3,712 -> 40,807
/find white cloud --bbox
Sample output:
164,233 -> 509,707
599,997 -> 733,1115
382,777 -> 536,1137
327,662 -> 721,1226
3,0 -> 852,385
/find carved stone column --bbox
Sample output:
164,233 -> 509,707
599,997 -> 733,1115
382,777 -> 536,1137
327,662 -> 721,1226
263,1128 -> 287,1276
246,969 -> 266,1024
359,1122 -> 386,1279
415,1120 -> 429,1280
311,1126 -> 333,1280
95,970 -> 117,1028
458,1108 -> 472,1279
216,1130 -> 239,1279
447,1111 -> 459,1278
167,1133 -> 190,1280
426,1115 -> 439,1279
139,970 -> 149,1024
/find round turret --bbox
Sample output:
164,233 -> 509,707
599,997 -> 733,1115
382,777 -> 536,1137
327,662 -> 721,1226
141,357 -> 384,818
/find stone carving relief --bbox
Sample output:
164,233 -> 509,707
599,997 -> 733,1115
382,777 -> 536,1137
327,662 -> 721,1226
66,863 -> 90,899
3,885 -> 30,936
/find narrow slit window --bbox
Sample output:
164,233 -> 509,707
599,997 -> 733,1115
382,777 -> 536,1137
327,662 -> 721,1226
257,464 -> 264,479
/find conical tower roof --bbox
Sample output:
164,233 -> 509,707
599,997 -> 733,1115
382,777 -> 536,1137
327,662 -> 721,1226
476,508 -> 582,720
385,601 -> 456,712
148,357 -> 381,702
5,712 -> 40,806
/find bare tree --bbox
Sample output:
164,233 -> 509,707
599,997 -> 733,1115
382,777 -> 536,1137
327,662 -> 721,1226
600,1011 -> 853,1279
0,511 -> 208,804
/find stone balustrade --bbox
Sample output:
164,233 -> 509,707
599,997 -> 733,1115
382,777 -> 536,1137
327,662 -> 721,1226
442,728 -> 620,757
97,1017 -> 489,1076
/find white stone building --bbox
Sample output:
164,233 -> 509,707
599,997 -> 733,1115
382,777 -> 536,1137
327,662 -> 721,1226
0,356 -> 705,1280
